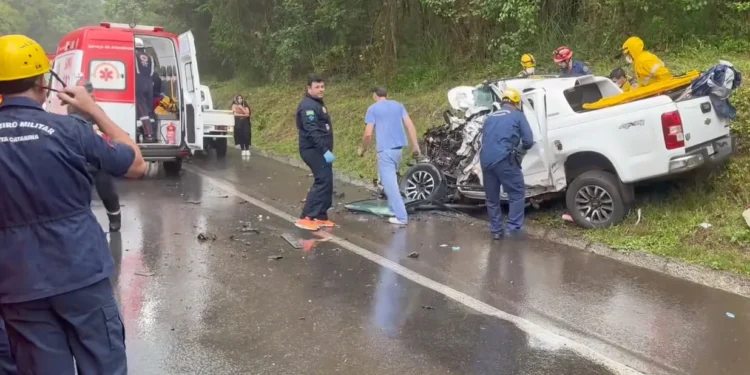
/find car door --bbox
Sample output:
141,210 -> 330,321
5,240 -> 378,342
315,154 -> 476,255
520,89 -> 566,196
177,30 -> 204,150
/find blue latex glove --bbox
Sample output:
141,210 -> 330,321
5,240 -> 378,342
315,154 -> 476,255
324,150 -> 335,164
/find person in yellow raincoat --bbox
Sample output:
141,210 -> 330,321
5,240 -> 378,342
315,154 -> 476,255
620,36 -> 672,87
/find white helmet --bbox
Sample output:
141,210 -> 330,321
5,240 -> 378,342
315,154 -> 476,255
135,37 -> 144,49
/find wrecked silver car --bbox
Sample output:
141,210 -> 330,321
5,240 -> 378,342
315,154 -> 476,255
399,77 -> 550,204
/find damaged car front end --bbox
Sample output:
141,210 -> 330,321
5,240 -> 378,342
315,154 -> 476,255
400,78 -> 537,203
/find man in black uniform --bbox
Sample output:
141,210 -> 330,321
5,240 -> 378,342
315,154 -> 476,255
295,75 -> 335,231
68,81 -> 122,232
135,37 -> 156,143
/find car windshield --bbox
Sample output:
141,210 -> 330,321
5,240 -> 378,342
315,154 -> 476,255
473,86 -> 494,108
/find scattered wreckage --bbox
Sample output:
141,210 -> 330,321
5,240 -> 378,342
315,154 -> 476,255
398,70 -> 737,229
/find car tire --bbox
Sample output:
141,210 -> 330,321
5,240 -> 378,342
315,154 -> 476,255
163,159 -> 183,176
565,170 -> 627,229
399,163 -> 446,203
215,138 -> 228,159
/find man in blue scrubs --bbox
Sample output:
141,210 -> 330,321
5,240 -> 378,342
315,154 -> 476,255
479,88 -> 534,240
0,34 -> 147,375
358,87 -> 421,225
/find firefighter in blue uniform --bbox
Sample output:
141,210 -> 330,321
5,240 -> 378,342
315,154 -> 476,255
294,75 -> 336,231
480,88 -> 534,240
0,34 -> 147,375
553,46 -> 592,77
135,37 -> 156,142
0,92 -> 15,375
0,319 -> 14,375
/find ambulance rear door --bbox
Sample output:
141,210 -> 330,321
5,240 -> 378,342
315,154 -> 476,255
45,50 -> 84,115
177,30 -> 203,151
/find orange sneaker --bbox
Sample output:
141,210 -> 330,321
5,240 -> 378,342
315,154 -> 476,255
295,217 -> 320,231
314,219 -> 335,228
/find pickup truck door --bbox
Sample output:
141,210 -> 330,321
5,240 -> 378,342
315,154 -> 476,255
520,89 -> 566,195
178,30 -> 204,151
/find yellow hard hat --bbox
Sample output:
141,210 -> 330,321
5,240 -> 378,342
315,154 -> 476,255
0,35 -> 51,82
521,54 -> 536,68
501,88 -> 521,104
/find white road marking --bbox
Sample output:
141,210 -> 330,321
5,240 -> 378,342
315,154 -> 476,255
186,165 -> 643,375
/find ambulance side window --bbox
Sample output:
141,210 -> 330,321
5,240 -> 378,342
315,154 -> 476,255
185,62 -> 195,93
89,60 -> 126,91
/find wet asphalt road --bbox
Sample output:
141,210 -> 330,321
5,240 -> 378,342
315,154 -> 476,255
94,152 -> 749,374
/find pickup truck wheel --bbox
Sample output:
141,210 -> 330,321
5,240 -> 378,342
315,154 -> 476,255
215,138 -> 228,159
400,163 -> 446,203
163,159 -> 183,176
566,171 -> 626,229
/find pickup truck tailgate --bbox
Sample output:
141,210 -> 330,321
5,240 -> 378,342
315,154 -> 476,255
203,110 -> 235,127
676,97 -> 730,147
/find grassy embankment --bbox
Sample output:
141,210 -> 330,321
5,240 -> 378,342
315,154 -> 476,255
209,47 -> 750,276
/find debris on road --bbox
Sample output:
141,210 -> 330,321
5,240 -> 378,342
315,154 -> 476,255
197,232 -> 217,242
421,305 -> 436,310
743,206 -> 750,229
698,222 -> 713,229
726,312 -> 736,319
408,252 -> 420,259
268,255 -> 284,260
452,246 -> 461,252
135,271 -> 155,277
334,191 -> 346,199
282,233 -> 303,249
186,199 -> 201,205
440,244 -> 448,248
240,223 -> 260,233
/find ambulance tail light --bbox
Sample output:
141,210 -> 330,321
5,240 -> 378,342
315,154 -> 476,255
661,111 -> 685,150
153,26 -> 164,32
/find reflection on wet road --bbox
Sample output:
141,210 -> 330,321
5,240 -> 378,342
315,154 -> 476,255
92,154 -> 749,374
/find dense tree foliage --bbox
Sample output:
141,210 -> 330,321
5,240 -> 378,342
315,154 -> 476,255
103,0 -> 750,83
2,0 -> 749,83
0,0 -> 104,51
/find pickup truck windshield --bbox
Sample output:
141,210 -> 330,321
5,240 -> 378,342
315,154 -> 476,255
473,87 -> 494,108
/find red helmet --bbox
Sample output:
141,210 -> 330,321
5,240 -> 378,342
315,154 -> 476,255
553,46 -> 573,63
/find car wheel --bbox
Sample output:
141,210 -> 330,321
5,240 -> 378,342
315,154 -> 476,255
565,170 -> 627,229
215,138 -> 228,159
163,159 -> 183,176
399,163 -> 446,202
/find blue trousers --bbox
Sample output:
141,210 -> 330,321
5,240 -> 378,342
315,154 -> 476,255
482,158 -> 526,234
0,318 -> 16,375
0,279 -> 127,375
378,148 -> 408,222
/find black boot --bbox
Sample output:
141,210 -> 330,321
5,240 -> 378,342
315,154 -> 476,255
108,213 -> 121,232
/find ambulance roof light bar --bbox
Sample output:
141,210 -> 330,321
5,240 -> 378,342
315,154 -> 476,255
99,22 -> 164,32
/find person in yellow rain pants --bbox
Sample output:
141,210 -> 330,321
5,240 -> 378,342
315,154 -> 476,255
619,36 -> 672,87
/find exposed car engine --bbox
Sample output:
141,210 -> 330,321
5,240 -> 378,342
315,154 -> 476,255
417,108 -> 491,201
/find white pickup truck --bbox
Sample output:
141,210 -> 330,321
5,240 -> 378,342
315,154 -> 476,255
402,75 -> 734,228
198,85 -> 235,158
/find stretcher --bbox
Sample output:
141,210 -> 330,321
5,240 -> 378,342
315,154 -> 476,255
582,70 -> 701,110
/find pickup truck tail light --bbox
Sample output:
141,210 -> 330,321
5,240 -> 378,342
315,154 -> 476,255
661,111 -> 685,150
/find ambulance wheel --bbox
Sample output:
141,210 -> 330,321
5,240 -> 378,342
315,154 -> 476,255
215,138 -> 228,159
400,163 -> 446,203
566,170 -> 626,229
164,159 -> 183,176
